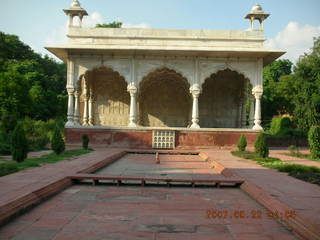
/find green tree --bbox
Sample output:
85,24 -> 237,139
291,37 -> 320,131
11,123 -> 28,162
96,21 -> 123,28
262,59 -> 293,120
51,126 -> 65,155
0,32 -> 67,131
237,134 -> 247,151
308,126 -> 320,159
254,133 -> 269,158
82,134 -> 89,150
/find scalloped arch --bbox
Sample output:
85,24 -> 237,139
136,62 -> 193,86
139,67 -> 190,90
201,65 -> 252,87
77,62 -> 130,85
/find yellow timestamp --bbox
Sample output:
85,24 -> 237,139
205,209 -> 296,220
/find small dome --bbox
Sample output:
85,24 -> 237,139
251,3 -> 263,13
71,0 -> 81,8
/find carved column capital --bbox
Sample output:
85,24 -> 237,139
67,88 -> 75,95
127,82 -> 138,96
252,85 -> 263,99
190,84 -> 202,98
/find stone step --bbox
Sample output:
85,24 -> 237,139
68,173 -> 244,187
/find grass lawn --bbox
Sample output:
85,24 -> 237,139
0,149 -> 92,177
286,151 -> 320,162
231,150 -> 320,185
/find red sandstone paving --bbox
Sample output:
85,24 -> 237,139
0,149 -> 123,205
0,185 -> 298,240
203,149 -> 320,230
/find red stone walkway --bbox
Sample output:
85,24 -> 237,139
0,149 -> 125,223
203,149 -> 320,239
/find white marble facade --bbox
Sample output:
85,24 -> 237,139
47,1 -> 284,131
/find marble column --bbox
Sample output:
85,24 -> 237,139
127,82 -> 138,127
83,98 -> 89,126
82,77 -> 89,126
190,84 -> 201,129
252,85 -> 263,130
88,88 -> 94,126
65,88 -> 75,127
73,90 -> 80,126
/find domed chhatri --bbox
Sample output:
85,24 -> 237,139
64,0 -> 88,27
245,3 -> 270,30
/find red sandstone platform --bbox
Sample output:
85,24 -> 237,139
65,127 -> 259,148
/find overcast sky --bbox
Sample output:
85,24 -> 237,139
1,0 -> 320,63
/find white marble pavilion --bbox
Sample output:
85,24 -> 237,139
46,1 -> 284,132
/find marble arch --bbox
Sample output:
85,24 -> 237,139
138,68 -> 191,127
199,69 -> 250,128
75,66 -> 130,127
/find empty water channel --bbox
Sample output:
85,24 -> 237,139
72,151 -> 242,188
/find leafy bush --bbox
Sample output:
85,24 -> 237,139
22,118 -> 50,150
51,125 -> 65,155
82,134 -> 89,150
254,133 -> 269,158
269,116 -> 291,137
20,118 -> 65,151
11,122 -> 28,162
237,134 -> 247,152
308,126 -> 320,159
0,132 -> 11,155
268,116 -> 307,139
96,21 -> 122,28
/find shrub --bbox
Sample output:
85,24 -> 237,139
22,118 -> 50,150
288,145 -> 299,156
269,116 -> 292,137
51,125 -> 65,155
0,132 -> 11,155
254,133 -> 269,158
11,123 -> 29,162
308,126 -> 320,159
237,134 -> 247,152
82,134 -> 89,150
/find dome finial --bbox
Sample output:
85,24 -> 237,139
251,3 -> 263,13
71,0 -> 81,8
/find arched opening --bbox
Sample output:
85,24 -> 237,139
79,67 -> 130,126
199,69 -> 251,128
138,68 -> 191,127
